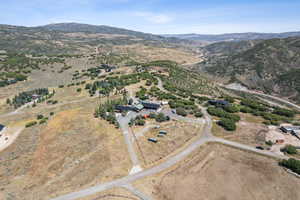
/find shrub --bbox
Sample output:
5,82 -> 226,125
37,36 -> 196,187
135,119 -> 146,126
77,88 -> 82,92
50,112 -> 54,116
194,112 -> 203,118
263,121 -> 271,125
207,107 -> 240,122
240,106 -> 253,113
281,145 -> 298,154
37,114 -> 44,120
279,158 -> 300,175
273,107 -> 295,118
241,99 -> 268,111
224,96 -> 235,103
223,104 -> 240,113
85,83 -> 91,89
39,119 -> 47,124
25,121 -> 37,128
265,140 -> 273,146
58,85 -> 64,88
218,118 -> 236,131
176,108 -> 187,116
155,113 -> 170,122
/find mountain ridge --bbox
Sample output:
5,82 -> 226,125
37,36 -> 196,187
197,36 -> 300,103
163,31 -> 300,43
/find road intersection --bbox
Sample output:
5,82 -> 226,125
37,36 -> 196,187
0,79 -> 292,200
51,104 -> 287,200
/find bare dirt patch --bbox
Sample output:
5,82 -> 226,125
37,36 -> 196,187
134,144 -> 300,200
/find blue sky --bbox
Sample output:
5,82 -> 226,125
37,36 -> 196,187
1,0 -> 300,34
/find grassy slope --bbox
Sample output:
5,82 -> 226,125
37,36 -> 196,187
199,37 -> 300,103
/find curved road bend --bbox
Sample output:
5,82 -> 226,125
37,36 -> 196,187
223,85 -> 300,111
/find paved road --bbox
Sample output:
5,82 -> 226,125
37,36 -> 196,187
213,137 -> 287,160
3,77 -> 291,200
121,184 -> 152,200
135,124 -> 158,138
52,103 -> 289,200
116,112 -> 141,169
51,107 -> 212,200
224,85 -> 300,111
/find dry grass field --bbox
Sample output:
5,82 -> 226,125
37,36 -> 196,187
212,113 -> 268,146
133,120 -> 203,167
78,187 -> 139,200
0,97 -> 131,200
134,143 -> 300,200
113,44 -> 202,64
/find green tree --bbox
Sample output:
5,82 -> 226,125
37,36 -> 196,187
176,108 -> 187,116
282,145 -> 298,154
218,118 -> 236,131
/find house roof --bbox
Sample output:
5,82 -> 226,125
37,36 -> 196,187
134,104 -> 144,110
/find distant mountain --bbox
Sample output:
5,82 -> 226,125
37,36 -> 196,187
196,37 -> 300,103
0,23 -> 187,55
163,32 -> 300,43
39,23 -> 164,41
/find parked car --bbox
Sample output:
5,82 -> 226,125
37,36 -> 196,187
256,146 -> 264,150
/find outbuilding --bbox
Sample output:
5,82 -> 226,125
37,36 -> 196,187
115,105 -> 134,112
0,124 -> 5,132
280,126 -> 300,133
141,101 -> 161,110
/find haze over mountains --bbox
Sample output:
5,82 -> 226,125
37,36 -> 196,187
163,32 -> 300,43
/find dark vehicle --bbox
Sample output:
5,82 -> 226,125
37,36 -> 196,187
0,124 -> 5,132
148,138 -> 158,143
256,146 -> 264,150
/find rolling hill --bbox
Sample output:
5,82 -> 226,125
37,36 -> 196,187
0,23 -> 187,55
196,37 -> 300,103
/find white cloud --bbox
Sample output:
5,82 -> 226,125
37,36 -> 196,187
134,11 -> 173,24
